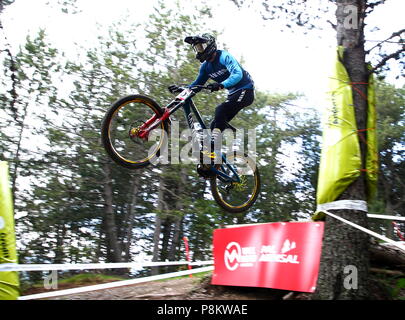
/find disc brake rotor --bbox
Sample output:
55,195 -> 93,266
231,175 -> 247,192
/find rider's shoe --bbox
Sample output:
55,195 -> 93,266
197,164 -> 214,179
200,128 -> 222,165
199,148 -> 223,165
196,163 -> 221,179
201,149 -> 216,163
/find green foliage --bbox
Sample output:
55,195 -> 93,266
58,273 -> 127,284
2,1 -> 402,285
392,278 -> 405,299
45,0 -> 81,14
368,81 -> 404,237
0,0 -> 323,269
0,0 -> 15,11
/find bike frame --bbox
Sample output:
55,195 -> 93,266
136,86 -> 241,183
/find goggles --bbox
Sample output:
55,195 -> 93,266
192,42 -> 208,53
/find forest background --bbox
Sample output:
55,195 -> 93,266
0,0 -> 403,285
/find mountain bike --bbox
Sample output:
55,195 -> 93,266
101,85 -> 260,213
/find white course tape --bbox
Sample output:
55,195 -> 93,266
316,200 -> 368,212
18,265 -> 214,300
367,214 -> 405,221
323,210 -> 405,252
0,260 -> 213,272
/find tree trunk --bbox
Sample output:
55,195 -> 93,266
151,214 -> 162,276
151,173 -> 166,275
370,242 -> 405,268
54,222 -> 66,264
160,218 -> 172,267
167,168 -> 187,269
122,174 -> 140,261
102,161 -> 122,263
314,0 -> 371,300
168,218 -> 182,261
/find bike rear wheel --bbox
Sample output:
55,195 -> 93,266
101,95 -> 168,169
210,152 -> 260,213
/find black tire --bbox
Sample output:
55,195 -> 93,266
101,95 -> 169,169
210,152 -> 260,213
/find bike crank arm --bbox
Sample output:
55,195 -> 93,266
211,163 -> 241,183
218,155 -> 241,182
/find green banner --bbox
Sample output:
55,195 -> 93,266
365,71 -> 378,200
316,46 -> 362,205
0,162 -> 20,300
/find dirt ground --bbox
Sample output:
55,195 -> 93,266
26,271 -> 399,300
41,275 -> 307,300
45,277 -> 198,300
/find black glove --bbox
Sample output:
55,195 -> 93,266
168,85 -> 183,94
207,82 -> 224,92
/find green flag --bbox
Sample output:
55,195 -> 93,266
365,70 -> 378,200
0,161 -> 20,300
316,46 -> 362,205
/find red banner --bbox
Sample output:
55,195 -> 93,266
211,222 -> 324,293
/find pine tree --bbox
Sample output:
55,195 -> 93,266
230,0 -> 404,299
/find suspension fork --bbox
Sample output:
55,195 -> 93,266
135,98 -> 189,140
136,108 -> 171,140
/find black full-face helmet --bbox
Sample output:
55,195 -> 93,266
184,33 -> 217,63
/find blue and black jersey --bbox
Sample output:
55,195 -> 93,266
190,50 -> 254,95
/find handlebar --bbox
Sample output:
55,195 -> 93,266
189,85 -> 211,93
169,84 -> 211,95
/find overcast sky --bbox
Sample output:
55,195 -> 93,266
2,0 -> 404,110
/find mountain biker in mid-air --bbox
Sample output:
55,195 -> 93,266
168,33 -> 255,177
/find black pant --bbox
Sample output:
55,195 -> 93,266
210,89 -> 254,131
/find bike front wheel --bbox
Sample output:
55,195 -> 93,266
101,95 -> 169,169
210,152 -> 260,213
